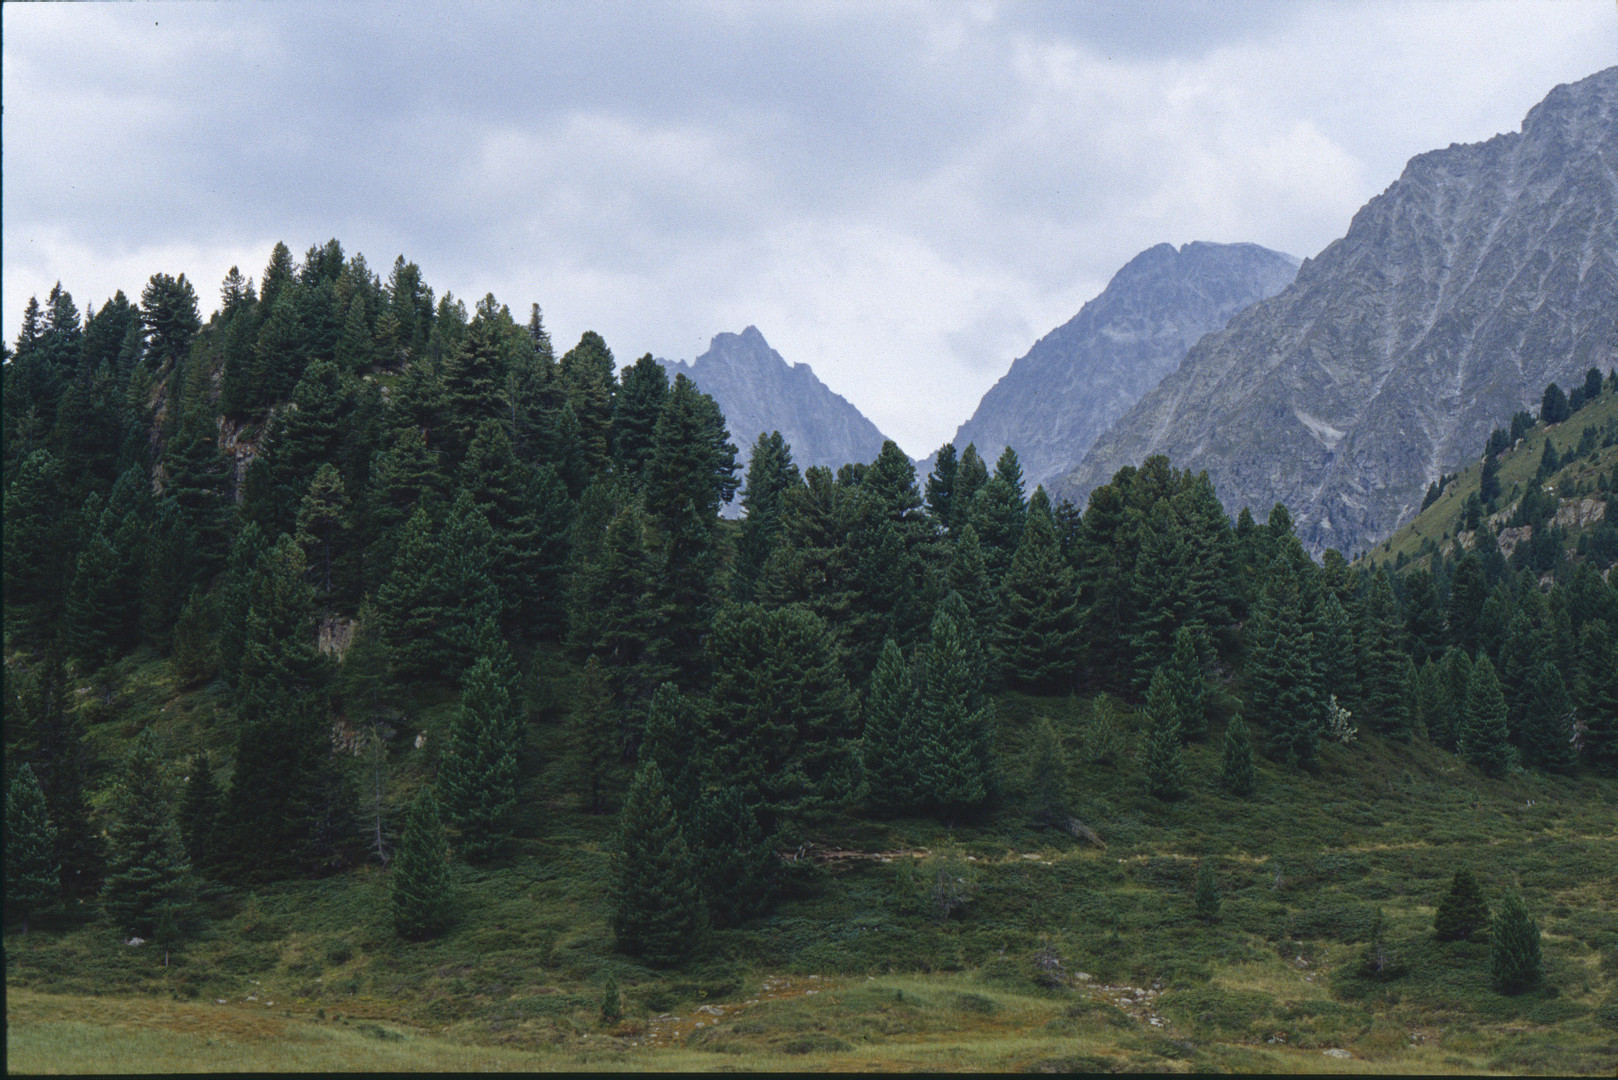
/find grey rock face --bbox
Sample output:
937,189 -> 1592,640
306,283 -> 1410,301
659,325 -> 892,483
1057,66 -> 1618,555
941,241 -> 1298,491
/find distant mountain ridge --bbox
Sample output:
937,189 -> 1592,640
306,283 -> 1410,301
657,326 -> 892,493
1056,66 -> 1618,555
940,241 -> 1299,490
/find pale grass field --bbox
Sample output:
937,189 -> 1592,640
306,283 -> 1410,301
6,979 -> 1503,1074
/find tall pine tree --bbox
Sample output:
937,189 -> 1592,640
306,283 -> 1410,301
610,761 -> 706,966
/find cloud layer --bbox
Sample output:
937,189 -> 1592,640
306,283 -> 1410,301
4,1 -> 1614,454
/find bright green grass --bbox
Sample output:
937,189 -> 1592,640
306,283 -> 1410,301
1365,385 -> 1618,571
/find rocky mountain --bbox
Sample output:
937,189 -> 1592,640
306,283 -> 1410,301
1056,66 -> 1618,556
658,326 -> 892,493
942,241 -> 1298,491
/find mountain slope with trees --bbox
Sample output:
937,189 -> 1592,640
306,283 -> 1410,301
1059,66 -> 1618,556
4,237 -> 1616,1073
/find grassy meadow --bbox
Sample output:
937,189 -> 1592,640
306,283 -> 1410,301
8,683 -> 1618,1074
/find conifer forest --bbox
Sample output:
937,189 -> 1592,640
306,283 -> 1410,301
5,243 -> 1618,1073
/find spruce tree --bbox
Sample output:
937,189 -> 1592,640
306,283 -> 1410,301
967,476 -> 1025,585
1459,656 -> 1514,777
373,504 -> 450,679
459,420 -> 555,632
1246,556 -> 1322,771
925,442 -> 957,530
641,681 -> 708,816
295,463 -> 352,599
600,974 -> 623,1025
734,431 -> 801,602
610,761 -> 706,966
438,623 -> 523,861
237,535 -> 325,722
5,764 -> 60,933
611,353 -> 671,481
1434,866 -> 1490,942
217,522 -> 269,692
1220,714 -> 1256,797
1521,661 -> 1577,774
559,331 -> 617,484
1025,717 -> 1070,826
16,652 -> 104,899
571,656 -> 619,813
1354,568 -> 1412,738
227,697 -> 334,882
995,496 -> 1081,692
178,753 -> 224,875
1490,892 -> 1543,994
1402,568 -> 1447,665
948,524 -> 997,631
101,729 -> 192,936
391,787 -> 454,940
435,491 -> 502,677
1128,506 -> 1194,689
690,784 -> 780,928
1431,647 -> 1474,751
860,637 -> 924,815
1163,625 -> 1210,741
1141,667 -> 1186,801
706,603 -> 858,836
1576,622 -> 1618,772
915,604 -> 995,821
3,449 -> 72,630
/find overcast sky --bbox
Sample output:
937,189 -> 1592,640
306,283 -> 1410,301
5,2 -> 1614,456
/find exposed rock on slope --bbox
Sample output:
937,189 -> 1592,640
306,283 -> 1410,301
658,326 -> 892,483
1057,66 -> 1618,555
946,241 -> 1298,490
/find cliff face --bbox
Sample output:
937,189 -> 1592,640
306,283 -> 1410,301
659,326 -> 892,493
1056,67 -> 1618,555
946,241 -> 1298,491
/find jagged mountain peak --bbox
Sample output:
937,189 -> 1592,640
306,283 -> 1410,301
937,240 -> 1298,491
1056,66 -> 1618,556
657,327 -> 892,499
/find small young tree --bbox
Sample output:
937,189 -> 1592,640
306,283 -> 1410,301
1193,860 -> 1220,923
1359,908 -> 1406,981
599,973 -> 623,1025
1220,715 -> 1256,797
390,787 -> 453,940
4,764 -> 60,934
1163,626 -> 1210,741
1141,668 -> 1185,801
1490,892 -> 1543,994
1025,717 -> 1070,826
1086,693 -> 1125,766
1434,866 -> 1490,942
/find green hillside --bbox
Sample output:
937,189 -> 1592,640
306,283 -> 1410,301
1366,381 -> 1618,576
7,252 -> 1617,1075
8,669 -> 1618,1074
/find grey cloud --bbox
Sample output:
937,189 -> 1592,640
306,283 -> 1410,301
4,1 -> 1615,454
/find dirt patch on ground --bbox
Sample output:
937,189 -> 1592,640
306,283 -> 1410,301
622,974 -> 838,1049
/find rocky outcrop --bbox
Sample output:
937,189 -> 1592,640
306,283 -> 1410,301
659,326 -> 893,494
943,241 -> 1298,491
1057,67 -> 1618,555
